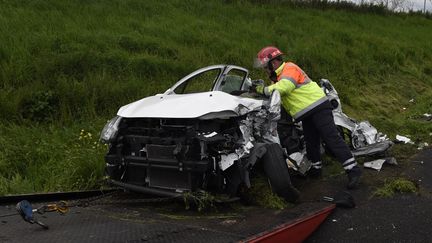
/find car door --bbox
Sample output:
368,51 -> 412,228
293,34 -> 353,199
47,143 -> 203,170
213,66 -> 250,94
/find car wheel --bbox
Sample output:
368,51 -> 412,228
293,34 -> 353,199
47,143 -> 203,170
261,144 -> 300,203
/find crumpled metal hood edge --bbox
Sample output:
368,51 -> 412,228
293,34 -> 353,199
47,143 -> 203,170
117,91 -> 264,119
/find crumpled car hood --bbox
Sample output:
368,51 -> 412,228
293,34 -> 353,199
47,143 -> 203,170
117,91 -> 264,119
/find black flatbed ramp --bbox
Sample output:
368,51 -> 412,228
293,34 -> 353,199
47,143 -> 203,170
0,193 -> 332,243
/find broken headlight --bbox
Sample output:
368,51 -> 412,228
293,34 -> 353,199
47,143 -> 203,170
100,116 -> 122,144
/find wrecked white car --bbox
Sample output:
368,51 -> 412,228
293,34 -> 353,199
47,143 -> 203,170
100,65 -> 299,202
100,65 -> 392,201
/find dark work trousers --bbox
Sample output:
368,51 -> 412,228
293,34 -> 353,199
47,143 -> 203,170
301,107 -> 354,170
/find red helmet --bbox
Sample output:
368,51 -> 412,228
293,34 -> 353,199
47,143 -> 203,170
254,46 -> 283,68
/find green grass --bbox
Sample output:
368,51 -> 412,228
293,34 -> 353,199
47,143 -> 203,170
240,174 -> 291,210
0,0 -> 432,194
0,121 -> 107,195
373,178 -> 418,197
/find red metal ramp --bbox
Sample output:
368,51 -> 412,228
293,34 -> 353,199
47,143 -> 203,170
245,204 -> 335,243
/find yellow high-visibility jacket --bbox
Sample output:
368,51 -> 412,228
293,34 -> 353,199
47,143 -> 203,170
260,62 -> 327,120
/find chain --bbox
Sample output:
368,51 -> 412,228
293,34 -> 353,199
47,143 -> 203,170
66,190 -> 121,207
0,190 -> 180,219
66,190 -> 181,208
0,212 -> 20,218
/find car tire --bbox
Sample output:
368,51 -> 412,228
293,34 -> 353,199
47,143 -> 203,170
261,143 -> 300,203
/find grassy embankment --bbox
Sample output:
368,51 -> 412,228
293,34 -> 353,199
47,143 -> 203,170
0,0 -> 431,195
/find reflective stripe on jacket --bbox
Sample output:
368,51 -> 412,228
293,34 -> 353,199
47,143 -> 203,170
264,62 -> 327,120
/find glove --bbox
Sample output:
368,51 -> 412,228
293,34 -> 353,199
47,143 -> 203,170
255,85 -> 264,94
251,79 -> 264,86
249,79 -> 265,94
249,84 -> 265,94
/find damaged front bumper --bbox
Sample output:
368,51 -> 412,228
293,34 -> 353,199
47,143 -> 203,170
102,92 -> 284,197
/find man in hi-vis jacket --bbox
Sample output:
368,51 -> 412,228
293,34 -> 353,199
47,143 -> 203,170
252,46 -> 361,189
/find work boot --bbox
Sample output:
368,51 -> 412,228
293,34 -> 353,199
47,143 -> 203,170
346,166 -> 362,189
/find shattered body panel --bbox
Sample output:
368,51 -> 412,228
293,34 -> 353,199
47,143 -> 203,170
320,79 -> 393,157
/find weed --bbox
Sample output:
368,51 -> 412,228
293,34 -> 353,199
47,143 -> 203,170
0,122 -> 107,195
19,91 -> 59,122
241,174 -> 290,210
183,191 -> 216,212
373,178 -> 418,198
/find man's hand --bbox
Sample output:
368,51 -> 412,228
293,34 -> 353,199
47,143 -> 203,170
249,84 -> 265,94
255,85 -> 264,94
250,79 -> 265,94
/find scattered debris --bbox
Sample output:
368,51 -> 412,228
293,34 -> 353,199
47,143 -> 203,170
417,142 -> 429,150
363,159 -> 385,171
204,132 -> 218,138
412,160 -> 424,164
322,191 -> 356,208
351,121 -> 383,148
385,157 -> 398,165
363,157 -> 397,171
413,113 -> 432,122
347,227 -> 354,231
286,151 -> 311,175
395,135 -> 414,144
332,219 -> 338,222
219,153 -> 238,171
409,98 -> 414,103
221,219 -> 237,225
